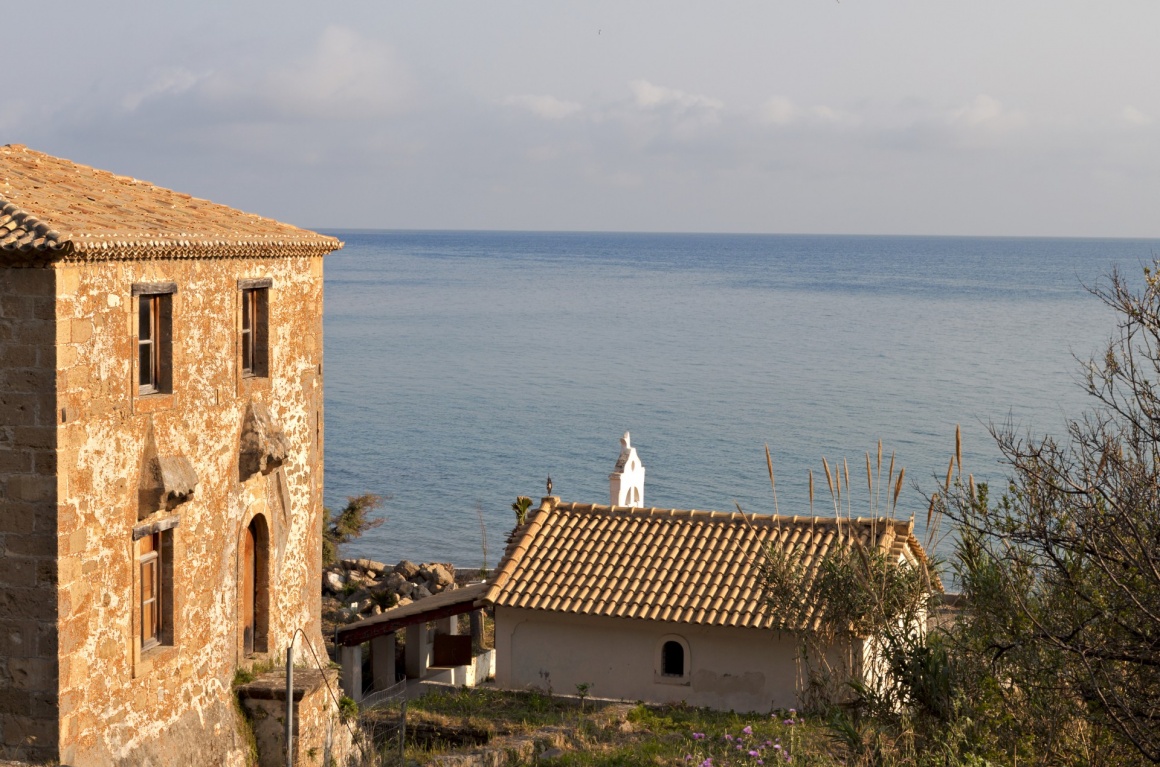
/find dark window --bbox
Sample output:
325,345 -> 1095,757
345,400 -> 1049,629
662,640 -> 685,677
240,287 -> 269,377
136,291 -> 173,395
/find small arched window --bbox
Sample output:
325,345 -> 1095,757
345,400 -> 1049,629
655,634 -> 691,685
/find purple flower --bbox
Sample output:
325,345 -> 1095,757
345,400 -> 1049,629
693,733 -> 705,740
757,761 -> 764,766
743,726 -> 753,735
764,740 -> 772,746
783,719 -> 795,726
773,745 -> 782,751
725,734 -> 733,741
701,760 -> 713,767
749,750 -> 760,757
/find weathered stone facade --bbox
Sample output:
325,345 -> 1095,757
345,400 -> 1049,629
0,145 -> 341,765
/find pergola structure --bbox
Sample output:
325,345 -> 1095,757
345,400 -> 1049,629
335,582 -> 489,700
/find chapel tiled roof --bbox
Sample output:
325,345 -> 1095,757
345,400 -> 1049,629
483,498 -> 934,631
0,144 -> 341,264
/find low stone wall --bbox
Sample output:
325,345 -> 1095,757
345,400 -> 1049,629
237,667 -> 361,767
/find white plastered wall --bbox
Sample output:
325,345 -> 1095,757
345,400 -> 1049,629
496,607 -> 828,712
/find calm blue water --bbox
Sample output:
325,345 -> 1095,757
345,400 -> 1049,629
321,231 -> 1156,568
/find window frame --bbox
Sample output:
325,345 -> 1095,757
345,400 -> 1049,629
238,278 -> 271,379
134,519 -> 178,664
132,282 -> 176,397
654,634 -> 692,686
139,534 -> 162,650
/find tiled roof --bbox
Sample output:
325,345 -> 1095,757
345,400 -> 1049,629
483,498 -> 933,631
0,144 -> 341,264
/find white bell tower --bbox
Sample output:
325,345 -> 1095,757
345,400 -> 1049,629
609,431 -> 645,507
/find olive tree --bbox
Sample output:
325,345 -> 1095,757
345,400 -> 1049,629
946,266 -> 1160,763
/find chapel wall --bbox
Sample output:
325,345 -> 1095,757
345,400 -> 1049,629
495,606 -> 805,712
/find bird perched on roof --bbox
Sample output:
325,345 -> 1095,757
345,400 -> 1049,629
546,475 -> 553,496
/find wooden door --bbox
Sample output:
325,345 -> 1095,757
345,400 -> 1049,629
242,525 -> 255,654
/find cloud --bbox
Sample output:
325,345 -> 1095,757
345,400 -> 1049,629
628,80 -> 723,115
948,94 -> 1024,132
241,26 -> 413,119
760,97 -> 799,126
758,96 -> 858,128
115,26 -> 413,123
121,68 -> 205,112
1121,106 -> 1153,127
503,94 -> 582,120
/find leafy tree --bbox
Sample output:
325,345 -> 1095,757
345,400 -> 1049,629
943,266 -> 1160,764
322,493 -> 384,567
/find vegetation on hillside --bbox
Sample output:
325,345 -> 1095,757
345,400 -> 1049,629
322,493 -> 384,566
758,265 -> 1160,766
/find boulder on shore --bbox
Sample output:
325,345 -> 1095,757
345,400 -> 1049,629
325,557 -> 464,623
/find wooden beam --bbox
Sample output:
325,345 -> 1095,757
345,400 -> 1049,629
336,600 -> 483,647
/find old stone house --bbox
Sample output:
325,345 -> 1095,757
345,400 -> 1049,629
484,439 -> 933,713
0,145 -> 341,765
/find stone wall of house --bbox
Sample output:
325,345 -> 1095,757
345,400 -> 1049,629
237,667 -> 359,767
51,255 -> 327,766
0,266 -> 60,763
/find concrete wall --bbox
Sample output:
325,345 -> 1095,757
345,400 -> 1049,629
46,255 -> 326,766
496,607 -> 817,713
0,267 -> 60,762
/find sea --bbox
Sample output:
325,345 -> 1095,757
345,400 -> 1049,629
321,230 -> 1158,570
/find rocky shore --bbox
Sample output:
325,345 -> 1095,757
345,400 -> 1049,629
323,557 -> 465,624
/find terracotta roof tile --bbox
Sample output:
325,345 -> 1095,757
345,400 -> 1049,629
0,144 -> 340,264
484,499 -> 935,631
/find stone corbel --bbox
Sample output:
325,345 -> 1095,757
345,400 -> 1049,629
155,456 -> 198,505
240,401 -> 290,480
139,455 -> 198,515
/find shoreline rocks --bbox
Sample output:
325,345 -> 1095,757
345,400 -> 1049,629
323,558 -> 461,623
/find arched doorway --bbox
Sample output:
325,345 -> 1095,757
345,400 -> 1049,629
242,515 -> 270,655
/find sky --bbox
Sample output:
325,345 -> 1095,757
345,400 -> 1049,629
7,1 -> 1160,236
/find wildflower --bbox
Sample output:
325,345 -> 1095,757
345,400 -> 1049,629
757,762 -> 763,766
685,756 -> 693,762
725,734 -> 733,741
783,719 -> 795,726
749,750 -> 760,757
743,726 -> 753,735
764,740 -> 772,746
693,733 -> 705,740
701,759 -> 713,767
773,745 -> 782,751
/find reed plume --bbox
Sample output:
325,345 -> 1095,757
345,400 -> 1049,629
955,424 -> 962,475
765,443 -> 779,516
808,469 -> 814,515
